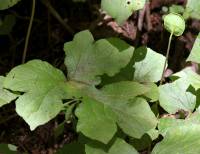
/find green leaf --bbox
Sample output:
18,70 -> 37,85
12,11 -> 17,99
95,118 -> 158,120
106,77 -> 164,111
69,81 -> 157,141
184,0 -> 200,19
158,112 -> 200,136
142,83 -> 159,102
159,78 -> 196,113
101,0 -> 146,24
108,138 -> 138,154
64,30 -> 133,85
113,97 -> 157,139
0,15 -> 16,35
172,67 -> 200,90
187,33 -> 200,63
85,138 -> 138,154
169,5 -> 185,14
0,144 -> 18,154
152,124 -> 200,154
75,97 -> 117,144
0,0 -> 21,10
133,47 -> 166,82
100,82 -> 158,138
4,60 -> 67,130
0,76 -> 18,107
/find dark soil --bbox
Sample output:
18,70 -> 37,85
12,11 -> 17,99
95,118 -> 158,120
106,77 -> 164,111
0,0 -> 199,153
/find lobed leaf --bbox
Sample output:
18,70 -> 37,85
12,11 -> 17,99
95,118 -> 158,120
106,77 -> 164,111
64,30 -> 133,86
4,60 -> 67,130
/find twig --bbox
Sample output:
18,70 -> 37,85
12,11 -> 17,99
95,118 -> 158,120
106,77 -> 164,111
40,0 -> 75,35
22,0 -> 36,63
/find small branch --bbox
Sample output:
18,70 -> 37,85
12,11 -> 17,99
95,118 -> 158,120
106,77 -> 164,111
160,32 -> 173,85
40,0 -> 75,35
22,0 -> 36,63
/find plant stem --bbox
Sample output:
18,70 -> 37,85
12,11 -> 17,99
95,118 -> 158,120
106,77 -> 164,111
22,0 -> 36,64
40,0 -> 75,35
160,32 -> 173,85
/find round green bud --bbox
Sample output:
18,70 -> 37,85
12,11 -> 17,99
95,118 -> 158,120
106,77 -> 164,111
163,13 -> 185,36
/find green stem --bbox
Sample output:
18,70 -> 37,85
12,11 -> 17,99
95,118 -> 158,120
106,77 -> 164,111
160,32 -> 173,85
22,0 -> 36,63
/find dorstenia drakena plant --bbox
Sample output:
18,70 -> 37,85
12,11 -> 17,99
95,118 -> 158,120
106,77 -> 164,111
0,1 -> 200,151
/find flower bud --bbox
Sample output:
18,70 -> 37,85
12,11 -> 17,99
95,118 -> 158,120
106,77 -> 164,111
163,13 -> 185,36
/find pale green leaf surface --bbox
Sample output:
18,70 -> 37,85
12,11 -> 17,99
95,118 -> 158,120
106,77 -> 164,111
152,124 -> 200,154
75,97 -> 117,144
69,81 -> 157,141
97,82 -> 158,138
109,138 -> 138,154
113,97 -> 157,139
142,83 -> 159,102
4,60 -> 67,130
101,0 -> 145,24
158,112 -> 200,136
184,0 -> 200,19
133,47 -> 166,82
0,76 -> 18,107
64,30 -> 133,85
85,138 -> 138,154
0,0 -> 21,10
187,33 -> 200,63
159,78 -> 196,113
172,67 -> 200,90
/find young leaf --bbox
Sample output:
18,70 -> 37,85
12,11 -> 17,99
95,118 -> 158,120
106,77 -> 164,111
75,97 -> 117,144
101,0 -> 146,25
0,76 -> 18,107
0,0 -> 21,10
4,60 -> 67,130
163,13 -> 185,36
64,30 -> 133,85
159,78 -> 196,114
152,124 -> 200,154
184,0 -> 200,19
187,33 -> 200,63
133,47 -> 166,82
85,138 -> 139,154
